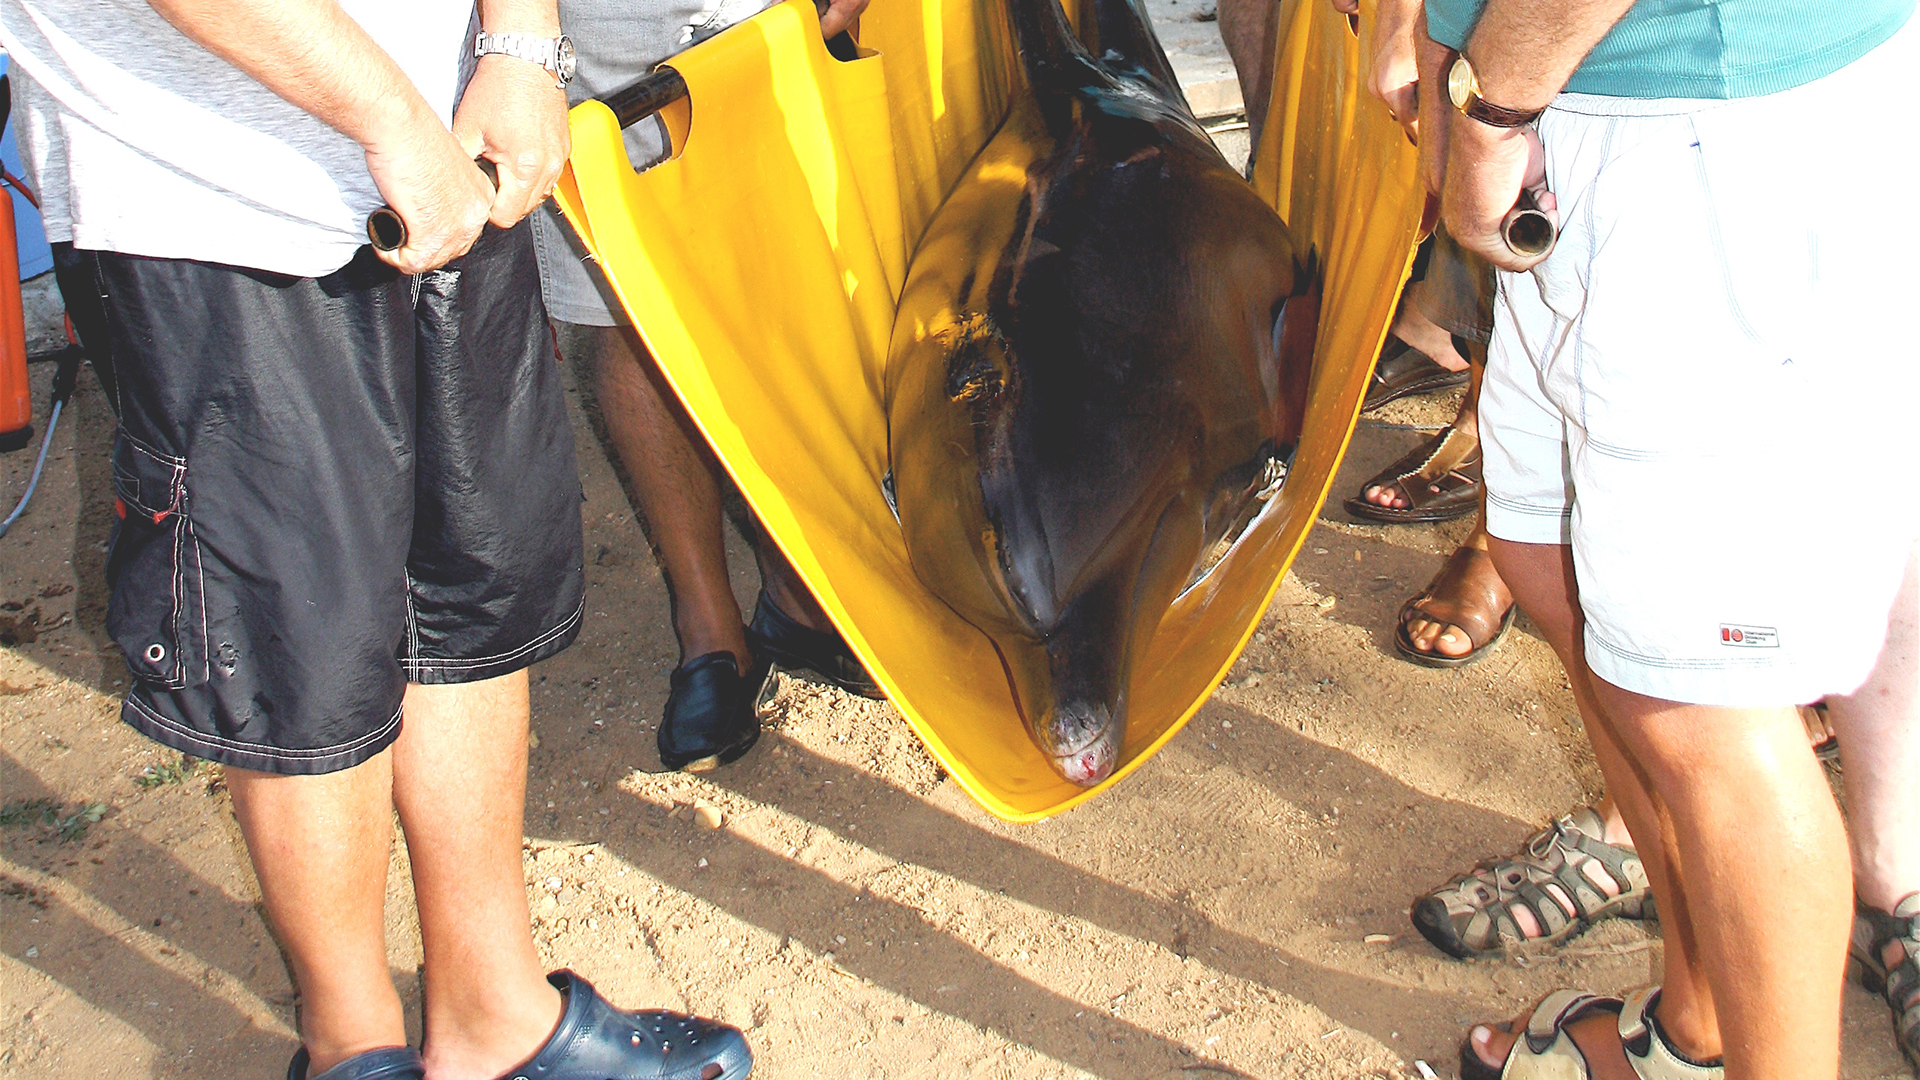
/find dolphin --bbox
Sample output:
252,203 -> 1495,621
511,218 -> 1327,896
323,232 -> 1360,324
885,0 -> 1310,786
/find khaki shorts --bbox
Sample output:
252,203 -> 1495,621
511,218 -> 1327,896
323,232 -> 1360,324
1480,14 -> 1918,706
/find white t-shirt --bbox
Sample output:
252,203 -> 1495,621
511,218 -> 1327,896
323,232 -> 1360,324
0,0 -> 475,277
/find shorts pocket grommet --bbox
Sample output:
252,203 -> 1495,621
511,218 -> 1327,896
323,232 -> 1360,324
144,643 -> 167,664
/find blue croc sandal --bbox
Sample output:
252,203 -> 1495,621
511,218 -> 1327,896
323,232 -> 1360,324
498,970 -> 752,1080
287,1046 -> 424,1080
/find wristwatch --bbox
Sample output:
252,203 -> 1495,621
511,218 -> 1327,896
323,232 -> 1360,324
474,31 -> 577,89
1447,53 -> 1542,128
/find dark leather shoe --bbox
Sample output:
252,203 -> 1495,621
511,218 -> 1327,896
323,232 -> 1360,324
286,1046 -> 424,1080
503,969 -> 752,1080
746,591 -> 884,699
658,651 -> 767,772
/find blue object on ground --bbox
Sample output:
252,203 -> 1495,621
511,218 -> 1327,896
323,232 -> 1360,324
1,54 -> 55,280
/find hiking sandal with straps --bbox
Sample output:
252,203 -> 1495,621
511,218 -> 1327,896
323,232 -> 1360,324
1851,892 -> 1920,1070
1412,807 -> 1654,960
1461,986 -> 1723,1080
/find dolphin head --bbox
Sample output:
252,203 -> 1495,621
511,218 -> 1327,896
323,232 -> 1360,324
887,92 -> 1301,788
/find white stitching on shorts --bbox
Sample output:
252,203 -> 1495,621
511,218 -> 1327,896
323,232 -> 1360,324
1688,116 -> 1763,347
123,693 -> 404,760
191,521 -> 209,684
400,599 -> 584,674
402,571 -> 422,664
1486,490 -> 1573,519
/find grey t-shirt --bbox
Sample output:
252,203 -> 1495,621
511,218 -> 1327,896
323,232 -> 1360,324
531,0 -> 775,325
0,0 -> 474,276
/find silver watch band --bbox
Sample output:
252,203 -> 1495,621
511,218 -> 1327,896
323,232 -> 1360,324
473,31 -> 573,88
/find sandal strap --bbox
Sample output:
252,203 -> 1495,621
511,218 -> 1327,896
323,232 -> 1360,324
1618,988 -> 1724,1080
1426,808 -> 1648,955
1484,990 -> 1623,1078
1402,545 -> 1511,648
1525,989 -> 1613,1050
1363,425 -> 1481,509
1853,893 -> 1920,1065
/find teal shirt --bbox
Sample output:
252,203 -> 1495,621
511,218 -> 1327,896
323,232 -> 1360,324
1424,0 -> 1915,98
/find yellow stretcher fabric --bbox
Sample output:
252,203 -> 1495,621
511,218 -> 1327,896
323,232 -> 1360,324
555,0 -> 1421,821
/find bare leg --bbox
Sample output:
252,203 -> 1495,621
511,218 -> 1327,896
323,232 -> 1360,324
752,533 -> 835,633
1217,0 -> 1279,141
1826,543 -> 1919,912
1593,685 -> 1850,1080
226,758 -> 407,1075
1390,288 -> 1471,375
1474,539 -> 1853,1080
590,324 -> 749,670
394,672 -> 565,1080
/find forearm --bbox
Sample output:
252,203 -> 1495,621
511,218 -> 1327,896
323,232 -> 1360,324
144,0 -> 433,148
477,0 -> 561,37
1464,0 -> 1636,111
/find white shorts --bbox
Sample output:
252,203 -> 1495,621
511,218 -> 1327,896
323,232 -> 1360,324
1479,13 -> 1919,707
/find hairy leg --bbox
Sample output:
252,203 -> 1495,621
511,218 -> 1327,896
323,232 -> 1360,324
393,671 -> 564,1080
1216,0 -> 1279,141
751,530 -> 836,633
1827,543 -> 1919,913
1390,287 -> 1471,375
1594,682 -> 1851,1080
226,756 -> 407,1074
590,324 -> 749,669
1476,540 -> 1723,1067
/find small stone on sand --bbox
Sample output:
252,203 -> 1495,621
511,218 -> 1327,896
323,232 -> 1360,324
694,805 -> 724,830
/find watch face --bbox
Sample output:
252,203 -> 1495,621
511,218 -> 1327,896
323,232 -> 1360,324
556,36 -> 577,84
1447,55 -> 1474,110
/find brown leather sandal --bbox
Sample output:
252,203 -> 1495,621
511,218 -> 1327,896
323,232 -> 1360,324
1363,337 -> 1469,412
1343,422 -> 1482,524
1395,544 -> 1515,669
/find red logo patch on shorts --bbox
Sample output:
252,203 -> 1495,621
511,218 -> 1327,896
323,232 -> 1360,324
1719,624 -> 1779,648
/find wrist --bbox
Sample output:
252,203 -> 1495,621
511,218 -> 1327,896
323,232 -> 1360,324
1471,62 -> 1556,117
354,85 -> 444,151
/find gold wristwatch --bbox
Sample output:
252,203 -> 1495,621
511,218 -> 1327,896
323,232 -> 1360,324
1447,53 -> 1543,128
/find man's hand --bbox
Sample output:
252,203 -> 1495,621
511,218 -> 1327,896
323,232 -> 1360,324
818,0 -> 870,40
362,106 -> 497,274
451,54 -> 569,230
1413,10 -> 1452,198
1366,0 -> 1422,142
1440,115 -> 1554,271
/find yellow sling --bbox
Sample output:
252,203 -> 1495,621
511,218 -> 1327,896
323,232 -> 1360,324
554,0 -> 1420,821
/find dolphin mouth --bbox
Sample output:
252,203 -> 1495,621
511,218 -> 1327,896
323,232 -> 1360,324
1044,715 -> 1121,787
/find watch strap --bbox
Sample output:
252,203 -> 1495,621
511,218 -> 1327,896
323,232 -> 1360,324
474,31 -> 569,87
1463,95 -> 1542,129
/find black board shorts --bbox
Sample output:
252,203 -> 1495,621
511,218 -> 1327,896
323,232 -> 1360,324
68,222 -> 585,776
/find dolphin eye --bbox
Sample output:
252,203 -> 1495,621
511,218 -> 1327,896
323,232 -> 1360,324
945,328 -> 1012,405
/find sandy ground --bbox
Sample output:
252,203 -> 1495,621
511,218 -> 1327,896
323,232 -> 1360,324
1,302 -> 1909,1080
